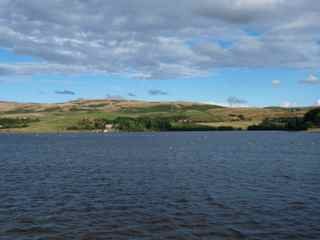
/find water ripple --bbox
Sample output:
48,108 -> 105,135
0,132 -> 320,240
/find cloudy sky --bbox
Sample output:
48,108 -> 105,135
0,0 -> 319,106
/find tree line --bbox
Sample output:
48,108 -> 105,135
68,116 -> 240,132
248,108 -> 320,131
0,117 -> 39,129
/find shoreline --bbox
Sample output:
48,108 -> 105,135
1,129 -> 319,134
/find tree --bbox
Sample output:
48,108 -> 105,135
304,108 -> 320,127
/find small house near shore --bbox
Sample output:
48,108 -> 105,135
103,124 -> 114,133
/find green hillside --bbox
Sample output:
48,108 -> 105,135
0,99 -> 314,133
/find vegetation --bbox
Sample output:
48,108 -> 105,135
0,117 -> 40,129
120,104 -> 223,114
68,116 -> 172,132
248,117 -> 308,131
248,108 -> 320,131
114,117 -> 172,131
304,108 -> 320,127
4,109 -> 36,114
68,116 -> 242,132
0,99 -> 314,133
170,124 -> 241,131
67,118 -> 113,131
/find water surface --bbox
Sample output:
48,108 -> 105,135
0,132 -> 319,239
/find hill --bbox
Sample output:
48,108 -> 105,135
0,99 -> 311,133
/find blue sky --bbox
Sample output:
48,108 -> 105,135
0,1 -> 319,107
0,48 -> 318,107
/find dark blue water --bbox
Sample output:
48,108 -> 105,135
0,132 -> 319,240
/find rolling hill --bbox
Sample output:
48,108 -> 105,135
0,99 -> 311,133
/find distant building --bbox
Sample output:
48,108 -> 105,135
178,119 -> 192,124
104,124 -> 114,133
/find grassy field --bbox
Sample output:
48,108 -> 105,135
197,121 -> 259,130
0,99 -> 310,133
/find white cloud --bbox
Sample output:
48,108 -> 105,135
0,1 -> 319,79
315,99 -> 320,106
272,80 -> 281,86
0,63 -> 107,76
281,101 -> 297,108
201,101 -> 230,107
301,74 -> 320,84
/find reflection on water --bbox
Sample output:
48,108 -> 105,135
0,132 -> 319,239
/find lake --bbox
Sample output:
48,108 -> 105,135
0,132 -> 319,239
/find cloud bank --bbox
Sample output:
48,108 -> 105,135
148,89 -> 168,96
0,0 -> 320,79
55,90 -> 75,95
227,96 -> 248,107
301,74 -> 320,84
105,94 -> 125,100
272,80 -> 281,86
281,101 -> 297,108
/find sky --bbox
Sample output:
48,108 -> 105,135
0,0 -> 319,107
